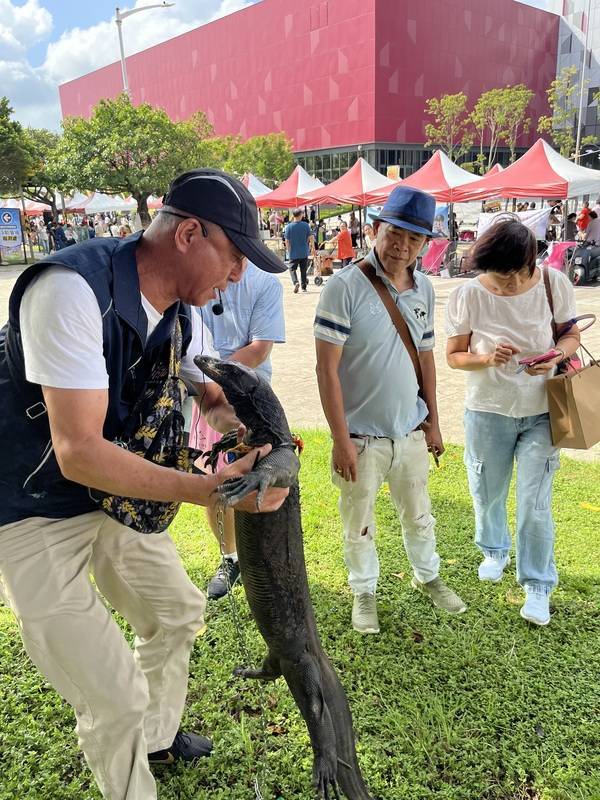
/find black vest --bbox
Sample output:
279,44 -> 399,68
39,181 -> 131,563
0,232 -> 193,526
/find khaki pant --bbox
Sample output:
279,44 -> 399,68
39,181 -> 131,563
332,431 -> 441,595
0,511 -> 206,800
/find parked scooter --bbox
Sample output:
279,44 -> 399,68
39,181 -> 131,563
570,240 -> 600,285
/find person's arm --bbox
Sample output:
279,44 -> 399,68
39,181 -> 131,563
192,380 -> 240,434
418,350 -> 444,455
229,340 -> 273,369
315,339 -> 357,482
42,385 -> 283,512
446,334 -> 519,370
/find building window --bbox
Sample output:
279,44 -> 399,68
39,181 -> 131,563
561,33 -> 572,54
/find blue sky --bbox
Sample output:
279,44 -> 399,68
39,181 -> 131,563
4,0 -> 550,130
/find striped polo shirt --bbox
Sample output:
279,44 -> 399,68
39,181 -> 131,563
314,256 -> 435,438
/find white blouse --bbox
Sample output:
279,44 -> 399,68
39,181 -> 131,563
445,269 -> 576,417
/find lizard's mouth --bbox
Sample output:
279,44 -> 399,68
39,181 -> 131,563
194,355 -> 222,382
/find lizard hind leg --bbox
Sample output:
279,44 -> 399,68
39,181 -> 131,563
233,652 -> 282,682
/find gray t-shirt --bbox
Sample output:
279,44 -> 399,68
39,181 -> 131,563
314,258 -> 435,438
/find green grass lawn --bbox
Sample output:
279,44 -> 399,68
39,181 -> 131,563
1,431 -> 599,800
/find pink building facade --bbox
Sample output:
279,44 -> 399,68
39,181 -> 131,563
59,0 -> 559,180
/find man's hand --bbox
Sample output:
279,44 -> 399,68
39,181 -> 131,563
332,436 -> 359,482
425,422 -> 445,458
214,444 -> 289,513
486,342 -> 520,367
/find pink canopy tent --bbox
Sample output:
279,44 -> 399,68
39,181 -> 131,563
370,151 -> 481,203
451,139 -> 600,202
24,199 -> 51,215
303,158 -> 396,207
147,195 -> 164,209
256,165 -> 324,208
0,198 -> 50,215
485,164 -> 504,176
241,173 -> 271,199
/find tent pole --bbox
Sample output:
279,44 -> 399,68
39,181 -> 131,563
20,191 -> 34,262
563,199 -> 568,242
359,205 -> 363,250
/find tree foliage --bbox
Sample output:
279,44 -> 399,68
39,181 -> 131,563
0,97 -> 33,195
538,65 -> 595,157
186,110 -> 215,141
22,128 -> 69,215
223,133 -> 295,183
424,92 -> 473,161
470,88 -> 508,173
498,84 -> 534,163
51,94 -> 201,225
471,85 -> 535,171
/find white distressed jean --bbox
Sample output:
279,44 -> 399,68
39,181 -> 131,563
332,431 -> 440,595
0,511 -> 206,800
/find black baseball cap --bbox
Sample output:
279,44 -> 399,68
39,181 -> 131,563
163,168 -> 285,273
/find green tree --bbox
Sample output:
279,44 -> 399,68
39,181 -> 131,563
51,94 -> 201,226
424,92 -> 473,162
538,65 -> 596,157
22,128 -> 70,217
187,110 -> 215,141
470,88 -> 512,173
224,132 -> 295,183
196,134 -> 240,170
498,84 -> 534,163
0,97 -> 33,196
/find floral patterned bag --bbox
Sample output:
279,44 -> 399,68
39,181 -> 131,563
98,318 -> 201,534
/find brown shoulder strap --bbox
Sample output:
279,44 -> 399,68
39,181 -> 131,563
542,266 -> 558,342
358,261 -> 424,394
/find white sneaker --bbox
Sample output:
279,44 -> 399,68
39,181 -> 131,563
520,588 -> 551,626
478,554 -> 510,583
352,593 -> 379,634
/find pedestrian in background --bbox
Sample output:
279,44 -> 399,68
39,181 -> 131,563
189,262 -> 285,599
284,208 -> 314,293
349,211 -> 360,247
576,200 -> 591,234
333,221 -> 355,266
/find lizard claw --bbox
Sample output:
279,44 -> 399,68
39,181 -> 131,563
218,473 -> 262,507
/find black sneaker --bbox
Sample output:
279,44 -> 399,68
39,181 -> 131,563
207,558 -> 241,600
293,283 -> 299,293
148,731 -> 213,765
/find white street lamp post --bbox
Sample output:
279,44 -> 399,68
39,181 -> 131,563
115,3 -> 175,95
574,0 -> 593,162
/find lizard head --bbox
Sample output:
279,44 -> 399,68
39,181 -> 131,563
193,355 -> 292,447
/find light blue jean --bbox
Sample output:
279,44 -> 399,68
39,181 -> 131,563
463,410 -> 559,593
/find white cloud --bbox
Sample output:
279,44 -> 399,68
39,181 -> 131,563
0,0 -> 52,49
6,0 -> 256,130
44,0 -> 255,84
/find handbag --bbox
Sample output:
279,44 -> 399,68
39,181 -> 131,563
542,268 -> 600,449
97,318 -> 201,533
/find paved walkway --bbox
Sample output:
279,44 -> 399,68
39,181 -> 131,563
2,263 -> 599,462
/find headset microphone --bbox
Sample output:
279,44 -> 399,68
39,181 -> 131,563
212,289 -> 224,316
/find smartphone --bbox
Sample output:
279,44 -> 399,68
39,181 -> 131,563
517,349 -> 561,367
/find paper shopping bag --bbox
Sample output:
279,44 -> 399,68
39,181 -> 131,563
547,361 -> 600,449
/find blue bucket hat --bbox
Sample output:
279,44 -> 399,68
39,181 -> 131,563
373,185 -> 436,237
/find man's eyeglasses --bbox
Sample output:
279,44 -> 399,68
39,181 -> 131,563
159,209 -> 208,238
